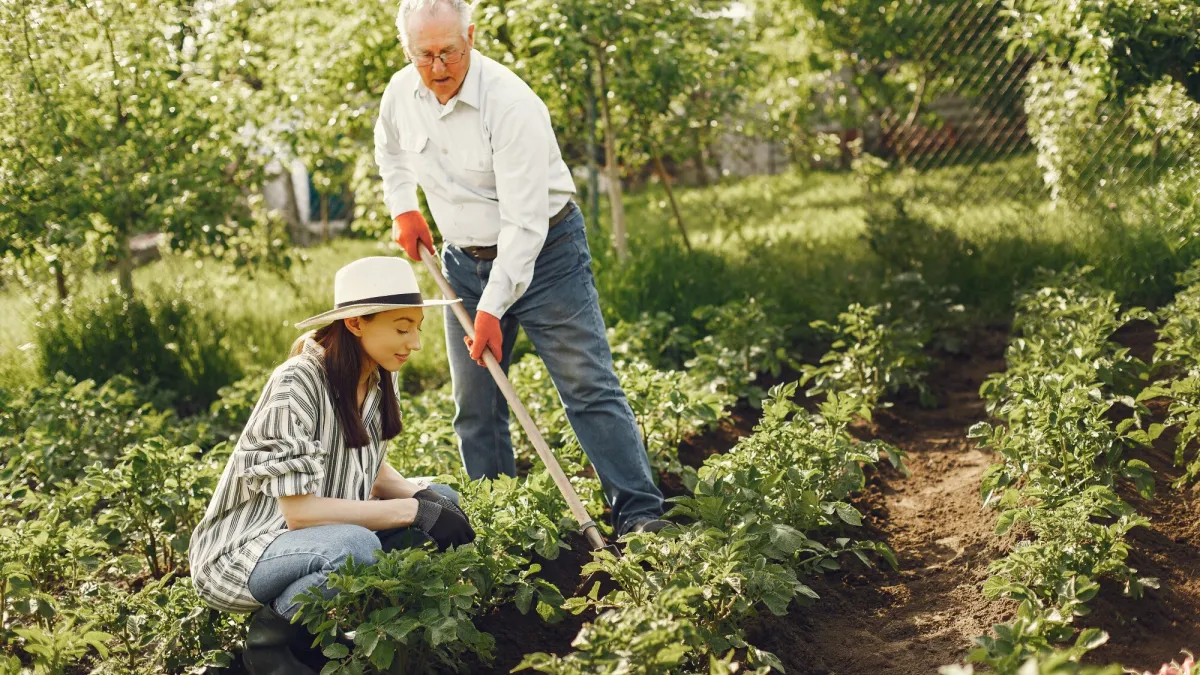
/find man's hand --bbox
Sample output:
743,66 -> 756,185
464,310 -> 502,367
393,210 -> 434,261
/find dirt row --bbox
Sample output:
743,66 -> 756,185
301,323 -> 1200,675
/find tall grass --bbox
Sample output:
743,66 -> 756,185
2,159 -> 1197,400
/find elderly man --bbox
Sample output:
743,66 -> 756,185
372,0 -> 669,536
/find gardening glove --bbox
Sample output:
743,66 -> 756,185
413,488 -> 468,522
464,310 -> 502,367
411,498 -> 476,550
393,210 -> 434,261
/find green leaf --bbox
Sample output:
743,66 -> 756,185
323,643 -> 350,659
1075,628 -> 1109,651
370,640 -> 395,670
515,584 -> 534,614
834,503 -> 862,526
994,509 -> 1020,535
429,617 -> 457,647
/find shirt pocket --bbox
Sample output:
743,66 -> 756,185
400,130 -> 428,154
459,147 -> 496,191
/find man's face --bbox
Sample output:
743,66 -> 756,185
406,8 -> 475,104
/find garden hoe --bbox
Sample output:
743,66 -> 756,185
417,244 -> 620,558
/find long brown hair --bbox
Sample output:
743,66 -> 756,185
290,317 -> 403,449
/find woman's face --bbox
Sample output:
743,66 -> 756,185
345,307 -> 424,373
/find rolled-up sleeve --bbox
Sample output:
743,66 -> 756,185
237,378 -> 327,498
374,75 -> 421,226
477,97 -> 552,320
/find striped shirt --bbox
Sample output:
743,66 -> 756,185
188,337 -> 393,613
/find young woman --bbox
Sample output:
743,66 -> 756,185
188,256 -> 474,675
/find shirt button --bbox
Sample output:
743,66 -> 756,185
442,149 -> 448,155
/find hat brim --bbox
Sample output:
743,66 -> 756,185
294,298 -> 461,331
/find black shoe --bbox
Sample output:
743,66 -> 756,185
243,604 -> 318,675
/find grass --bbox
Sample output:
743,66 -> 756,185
2,157 -> 1197,398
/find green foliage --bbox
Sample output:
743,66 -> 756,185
943,599 -> 1121,675
389,384 -> 463,478
686,298 -> 799,407
0,0 -> 291,296
34,286 -> 244,414
985,487 -> 1157,605
958,270 -> 1160,674
618,359 -> 734,476
83,439 -> 224,578
607,312 -> 697,371
1003,0 -> 1200,104
207,365 -> 274,442
11,614 -> 113,675
1006,0 -> 1200,205
448,472 -> 572,620
1140,261 -> 1200,485
803,302 -> 934,410
567,528 -> 801,666
0,489 -> 106,632
0,373 -> 178,490
86,576 -> 244,675
294,546 -> 496,674
516,587 -> 768,675
672,384 -> 906,539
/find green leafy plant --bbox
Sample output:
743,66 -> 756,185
802,274 -> 958,410
686,298 -> 799,407
12,614 -> 112,675
86,576 -> 243,675
293,546 -> 495,674
516,587 -> 769,675
672,384 -> 907,535
84,439 -> 223,578
0,373 -> 178,490
618,359 -> 734,476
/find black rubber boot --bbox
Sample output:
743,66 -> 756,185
243,603 -> 318,675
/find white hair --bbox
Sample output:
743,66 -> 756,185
396,0 -> 474,50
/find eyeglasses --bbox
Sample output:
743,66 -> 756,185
410,48 -> 466,67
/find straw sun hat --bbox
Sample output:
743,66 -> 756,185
294,256 -> 459,331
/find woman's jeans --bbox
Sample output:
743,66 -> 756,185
246,483 -> 459,619
441,204 -> 665,534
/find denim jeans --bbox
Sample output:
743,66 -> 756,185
246,483 -> 459,619
441,203 -> 665,534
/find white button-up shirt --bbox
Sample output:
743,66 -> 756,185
373,50 -> 576,319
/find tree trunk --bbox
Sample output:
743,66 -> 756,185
586,67 -> 602,235
320,194 -> 329,243
53,261 -> 68,302
691,128 -> 710,187
595,50 -> 629,262
280,166 -> 307,246
116,233 -> 135,300
652,150 -> 691,252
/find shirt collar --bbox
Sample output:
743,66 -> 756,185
413,49 -> 482,111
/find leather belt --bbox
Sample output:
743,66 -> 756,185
461,201 -> 576,262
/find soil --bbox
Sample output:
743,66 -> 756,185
1084,321 -> 1200,672
258,322 -> 1200,674
739,326 -> 1016,675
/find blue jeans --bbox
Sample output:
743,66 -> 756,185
246,483 -> 459,619
441,203 -> 664,534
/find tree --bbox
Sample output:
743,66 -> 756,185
479,0 -> 753,259
0,0 -> 287,300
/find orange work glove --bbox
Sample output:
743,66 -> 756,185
393,210 -> 434,261
464,310 -> 502,367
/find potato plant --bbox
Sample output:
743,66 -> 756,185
961,271 -> 1160,672
1141,261 -> 1200,486
802,274 -> 958,410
